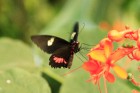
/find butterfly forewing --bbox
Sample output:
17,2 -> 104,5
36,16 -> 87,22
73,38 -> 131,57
31,35 -> 70,54
70,22 -> 79,42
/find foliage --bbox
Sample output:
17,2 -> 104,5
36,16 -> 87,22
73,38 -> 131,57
0,0 -> 140,93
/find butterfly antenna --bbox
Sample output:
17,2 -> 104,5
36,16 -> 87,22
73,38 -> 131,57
75,53 -> 85,62
81,47 -> 91,51
81,43 -> 94,46
80,43 -> 94,51
79,23 -> 85,34
78,51 -> 88,60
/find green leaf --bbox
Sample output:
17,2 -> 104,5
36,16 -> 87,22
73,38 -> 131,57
0,68 -> 51,93
0,37 -> 36,71
41,0 -> 97,41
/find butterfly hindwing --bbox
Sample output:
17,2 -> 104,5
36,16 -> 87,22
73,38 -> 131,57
49,45 -> 73,68
31,35 -> 70,54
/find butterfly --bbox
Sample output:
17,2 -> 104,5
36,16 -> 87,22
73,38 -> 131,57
31,22 -> 80,68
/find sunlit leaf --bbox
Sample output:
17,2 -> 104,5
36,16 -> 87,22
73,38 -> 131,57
0,68 -> 51,93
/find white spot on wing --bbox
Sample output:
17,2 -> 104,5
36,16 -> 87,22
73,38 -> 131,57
48,37 -> 54,46
71,32 -> 76,39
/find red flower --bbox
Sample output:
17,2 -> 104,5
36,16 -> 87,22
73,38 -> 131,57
82,38 -> 135,84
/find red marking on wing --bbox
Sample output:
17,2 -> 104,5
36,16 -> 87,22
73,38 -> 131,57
53,56 -> 67,64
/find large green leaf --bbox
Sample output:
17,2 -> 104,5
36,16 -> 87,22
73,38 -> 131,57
0,68 -> 51,93
0,37 -> 35,71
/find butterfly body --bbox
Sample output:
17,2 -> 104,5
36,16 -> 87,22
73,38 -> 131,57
31,22 -> 79,68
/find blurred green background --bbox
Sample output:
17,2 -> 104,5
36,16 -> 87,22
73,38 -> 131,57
0,0 -> 140,93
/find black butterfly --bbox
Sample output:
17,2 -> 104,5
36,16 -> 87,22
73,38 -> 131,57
31,22 -> 80,68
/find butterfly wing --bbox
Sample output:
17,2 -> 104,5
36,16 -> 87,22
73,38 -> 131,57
31,35 -> 70,54
70,22 -> 79,42
31,22 -> 79,69
49,45 -> 74,68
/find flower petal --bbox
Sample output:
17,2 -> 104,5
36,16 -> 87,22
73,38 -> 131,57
100,38 -> 113,58
109,47 -> 134,64
137,29 -> 140,49
82,59 -> 102,75
112,65 -> 128,79
88,50 -> 106,63
105,71 -> 115,83
108,30 -> 132,42
108,30 -> 124,42
133,49 -> 140,61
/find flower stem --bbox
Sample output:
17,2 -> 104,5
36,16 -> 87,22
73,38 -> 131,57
97,81 -> 102,93
103,75 -> 108,93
